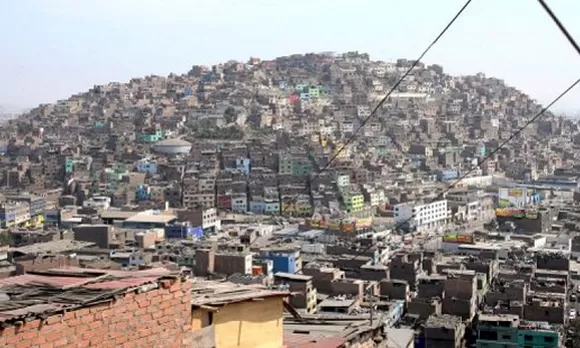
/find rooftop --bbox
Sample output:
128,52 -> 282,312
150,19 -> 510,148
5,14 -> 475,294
9,240 -> 96,256
190,279 -> 290,307
0,267 -> 175,327
124,211 -> 177,224
155,138 -> 192,147
99,210 -> 137,220
283,314 -> 384,348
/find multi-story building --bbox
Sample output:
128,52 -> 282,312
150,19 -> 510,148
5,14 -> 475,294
274,272 -> 317,314
281,195 -> 296,216
0,202 -> 30,228
135,158 -> 158,175
295,194 -> 313,216
249,196 -> 266,214
258,249 -> 301,274
235,157 -> 250,175
476,314 -> 561,348
342,191 -> 365,213
336,174 -> 350,187
231,193 -> 248,213
137,128 -> 163,143
5,194 -> 46,226
393,199 -> 448,231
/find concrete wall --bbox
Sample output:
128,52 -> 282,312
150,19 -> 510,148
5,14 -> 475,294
73,224 -> 112,248
191,296 -> 284,348
524,304 -> 564,324
15,255 -> 79,275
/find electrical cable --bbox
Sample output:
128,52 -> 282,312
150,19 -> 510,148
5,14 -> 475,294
537,0 -> 580,56
291,0 -> 580,275
301,0 -> 473,188
242,0 -> 473,253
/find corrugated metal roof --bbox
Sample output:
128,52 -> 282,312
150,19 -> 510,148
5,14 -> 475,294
190,279 -> 290,306
84,276 -> 159,290
0,268 -> 177,325
0,274 -> 96,288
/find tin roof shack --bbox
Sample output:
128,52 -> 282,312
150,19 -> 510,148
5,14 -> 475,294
0,268 -> 192,348
8,240 -> 96,264
9,227 -> 72,247
283,314 -> 387,348
190,279 -> 290,348
424,314 -> 465,348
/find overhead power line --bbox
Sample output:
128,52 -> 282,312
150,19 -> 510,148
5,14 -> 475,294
242,0 -> 473,253
290,0 -> 473,209
290,75 -> 580,279
537,0 -> 580,56
265,0 -> 473,266
290,0 -> 580,275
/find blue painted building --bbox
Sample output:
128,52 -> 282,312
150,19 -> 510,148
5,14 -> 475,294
236,157 -> 251,175
257,250 -> 300,274
249,199 -> 266,214
136,159 -> 158,175
265,201 -> 280,214
437,169 -> 459,181
165,224 -> 204,239
135,185 -> 151,201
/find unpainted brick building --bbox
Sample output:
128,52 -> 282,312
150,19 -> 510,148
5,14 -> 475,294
0,269 -> 192,348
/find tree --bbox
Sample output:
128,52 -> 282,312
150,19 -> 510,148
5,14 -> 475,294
224,106 -> 237,124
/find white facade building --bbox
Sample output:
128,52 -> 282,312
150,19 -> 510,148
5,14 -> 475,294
394,200 -> 448,231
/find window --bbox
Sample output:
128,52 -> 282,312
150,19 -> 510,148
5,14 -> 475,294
543,336 -> 555,343
479,330 -> 498,341
501,334 -> 511,340
524,335 -> 533,341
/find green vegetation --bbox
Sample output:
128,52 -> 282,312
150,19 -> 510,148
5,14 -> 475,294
194,123 -> 245,140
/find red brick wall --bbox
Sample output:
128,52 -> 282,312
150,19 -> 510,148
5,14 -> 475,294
0,278 -> 192,348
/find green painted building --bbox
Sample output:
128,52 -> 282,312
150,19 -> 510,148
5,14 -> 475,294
476,314 -> 560,348
138,129 -> 163,143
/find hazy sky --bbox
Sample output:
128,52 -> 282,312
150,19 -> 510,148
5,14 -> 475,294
2,0 -> 580,112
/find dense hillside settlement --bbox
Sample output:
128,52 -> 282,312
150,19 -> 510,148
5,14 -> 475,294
0,52 -> 580,347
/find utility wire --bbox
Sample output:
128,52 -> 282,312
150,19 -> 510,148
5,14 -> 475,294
537,0 -> 580,56
265,0 -> 472,266
242,0 -> 473,253
292,0 -> 580,275
304,0 -> 473,187
289,75 -> 580,280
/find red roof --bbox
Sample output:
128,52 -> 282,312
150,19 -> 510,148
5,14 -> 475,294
0,267 -> 177,325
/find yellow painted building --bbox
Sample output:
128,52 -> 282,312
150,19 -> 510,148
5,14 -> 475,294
333,142 -> 350,160
191,281 -> 290,348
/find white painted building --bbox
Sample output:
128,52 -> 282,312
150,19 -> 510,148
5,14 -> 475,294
393,200 -> 448,231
